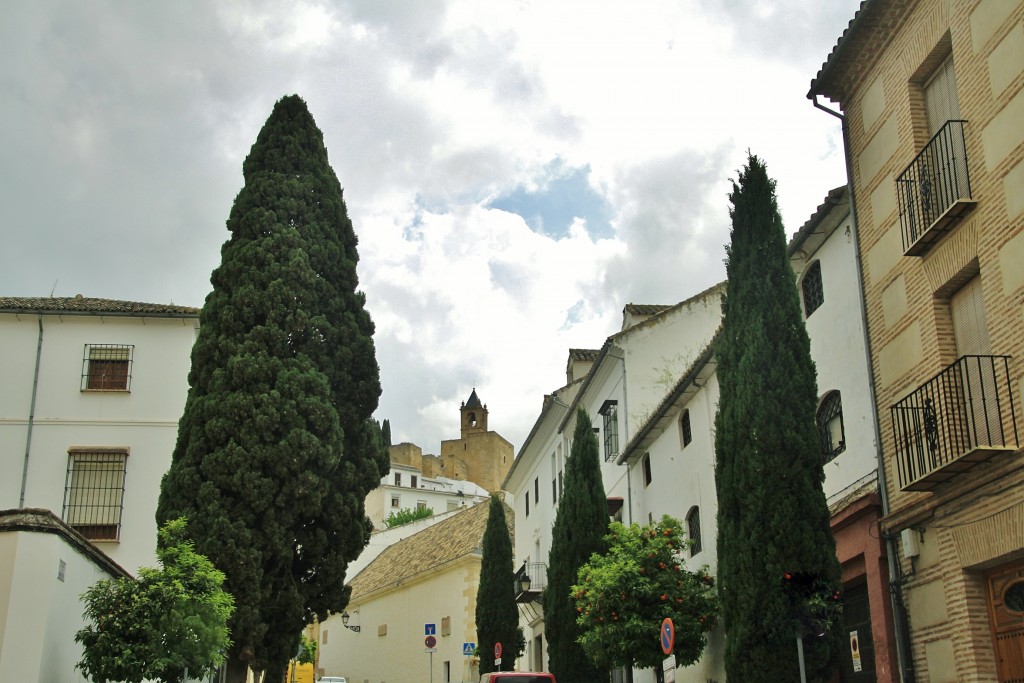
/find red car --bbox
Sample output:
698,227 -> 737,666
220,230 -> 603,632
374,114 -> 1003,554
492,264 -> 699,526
479,674 -> 556,683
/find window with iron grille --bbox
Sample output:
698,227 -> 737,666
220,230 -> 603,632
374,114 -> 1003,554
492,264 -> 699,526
599,400 -> 619,461
817,391 -> 846,462
680,409 -> 692,448
686,506 -> 702,556
63,449 -> 128,541
82,344 -> 134,391
801,261 -> 824,317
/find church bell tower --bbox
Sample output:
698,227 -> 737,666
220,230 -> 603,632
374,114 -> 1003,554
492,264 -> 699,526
460,388 -> 488,437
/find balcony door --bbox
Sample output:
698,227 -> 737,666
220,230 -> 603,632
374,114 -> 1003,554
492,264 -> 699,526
951,276 -> 999,447
923,56 -> 969,213
925,56 -> 961,134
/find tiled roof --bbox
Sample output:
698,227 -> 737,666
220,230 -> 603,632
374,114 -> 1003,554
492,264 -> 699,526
0,296 -> 199,317
808,1 -> 915,103
0,508 -> 132,579
567,348 -> 600,362
788,185 -> 848,254
623,304 -> 672,317
349,498 -> 512,601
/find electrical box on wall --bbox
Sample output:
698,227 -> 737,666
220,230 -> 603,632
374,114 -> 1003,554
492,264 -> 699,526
901,528 -> 921,558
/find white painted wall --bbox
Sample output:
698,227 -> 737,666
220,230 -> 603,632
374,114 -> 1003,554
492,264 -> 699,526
318,557 -> 482,683
794,212 -> 880,502
0,527 -> 121,683
0,311 -> 198,573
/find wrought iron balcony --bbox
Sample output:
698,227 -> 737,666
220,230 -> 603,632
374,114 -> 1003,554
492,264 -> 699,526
891,355 -> 1019,492
896,120 -> 976,256
514,562 -> 546,603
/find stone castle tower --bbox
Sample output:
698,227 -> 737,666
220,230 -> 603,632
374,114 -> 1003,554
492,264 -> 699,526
439,389 -> 513,493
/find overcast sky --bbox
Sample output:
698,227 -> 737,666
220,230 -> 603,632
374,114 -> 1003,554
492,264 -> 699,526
1,0 -> 860,453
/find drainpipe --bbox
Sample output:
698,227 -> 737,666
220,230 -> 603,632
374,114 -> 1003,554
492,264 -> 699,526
813,94 -> 916,683
20,314 -> 44,507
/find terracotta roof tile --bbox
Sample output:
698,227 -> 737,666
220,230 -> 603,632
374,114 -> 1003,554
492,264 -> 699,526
0,296 -> 199,317
349,499 -> 513,601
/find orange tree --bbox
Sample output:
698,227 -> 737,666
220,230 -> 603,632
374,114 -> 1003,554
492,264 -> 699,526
571,516 -> 718,672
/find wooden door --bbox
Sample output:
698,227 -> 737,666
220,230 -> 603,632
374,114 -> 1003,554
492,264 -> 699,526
987,560 -> 1024,682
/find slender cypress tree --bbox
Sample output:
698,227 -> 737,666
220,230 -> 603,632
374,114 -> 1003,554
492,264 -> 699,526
544,408 -> 609,682
157,95 -> 388,683
713,154 -> 841,682
476,494 -> 526,674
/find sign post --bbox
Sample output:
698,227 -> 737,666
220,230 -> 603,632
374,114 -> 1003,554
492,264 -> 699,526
661,618 -> 676,683
494,641 -> 503,667
425,635 -> 438,683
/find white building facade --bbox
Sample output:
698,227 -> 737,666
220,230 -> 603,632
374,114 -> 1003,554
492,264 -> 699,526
0,296 -> 199,681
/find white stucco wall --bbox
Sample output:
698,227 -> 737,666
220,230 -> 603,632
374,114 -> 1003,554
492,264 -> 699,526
794,213 -> 880,502
0,528 -> 122,683
318,557 -> 482,683
0,311 -> 198,573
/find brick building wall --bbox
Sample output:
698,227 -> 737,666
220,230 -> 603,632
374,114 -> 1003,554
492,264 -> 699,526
811,0 -> 1024,679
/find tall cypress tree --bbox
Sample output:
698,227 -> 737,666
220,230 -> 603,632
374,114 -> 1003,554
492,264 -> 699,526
157,95 -> 388,683
476,494 -> 525,674
544,408 -> 608,682
713,154 -> 841,682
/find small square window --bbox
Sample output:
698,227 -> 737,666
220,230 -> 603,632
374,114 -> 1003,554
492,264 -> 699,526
82,344 -> 133,391
391,495 -> 400,508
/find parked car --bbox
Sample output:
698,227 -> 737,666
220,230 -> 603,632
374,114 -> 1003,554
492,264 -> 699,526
318,677 -> 347,683
479,673 -> 556,683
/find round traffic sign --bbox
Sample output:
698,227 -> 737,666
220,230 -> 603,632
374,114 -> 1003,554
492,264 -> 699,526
660,618 -> 675,655
425,635 -> 437,648
494,642 -> 503,659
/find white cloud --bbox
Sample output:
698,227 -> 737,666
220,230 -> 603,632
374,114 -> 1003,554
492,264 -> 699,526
0,0 -> 862,451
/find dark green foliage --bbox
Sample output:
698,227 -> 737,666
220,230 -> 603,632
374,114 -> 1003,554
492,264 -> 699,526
76,518 -> 234,683
544,408 -> 609,683
572,516 -> 719,671
713,154 -> 841,682
157,95 -> 388,682
382,418 -> 392,447
384,506 -> 433,528
476,495 -> 526,673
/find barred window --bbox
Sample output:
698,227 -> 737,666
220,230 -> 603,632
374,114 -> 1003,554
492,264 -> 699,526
817,391 -> 846,462
686,506 -> 702,556
82,344 -> 133,391
63,449 -> 128,541
802,261 -> 824,317
599,400 -> 619,461
680,409 -> 692,448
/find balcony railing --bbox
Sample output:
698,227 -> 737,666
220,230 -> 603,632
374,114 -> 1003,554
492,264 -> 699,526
896,120 -> 976,256
892,355 -> 1019,491
514,562 -> 546,604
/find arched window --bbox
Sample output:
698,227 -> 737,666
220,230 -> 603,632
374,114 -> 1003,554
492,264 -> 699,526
680,409 -> 692,448
686,506 -> 702,556
817,390 -> 846,462
802,261 -> 824,317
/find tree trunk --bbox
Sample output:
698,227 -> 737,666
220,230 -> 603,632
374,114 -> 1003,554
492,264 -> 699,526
226,656 -> 249,683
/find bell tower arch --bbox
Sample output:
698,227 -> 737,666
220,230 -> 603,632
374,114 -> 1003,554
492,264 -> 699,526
460,388 -> 488,436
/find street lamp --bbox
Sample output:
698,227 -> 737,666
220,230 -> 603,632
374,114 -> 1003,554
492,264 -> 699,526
341,611 -> 361,633
519,575 -> 532,592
